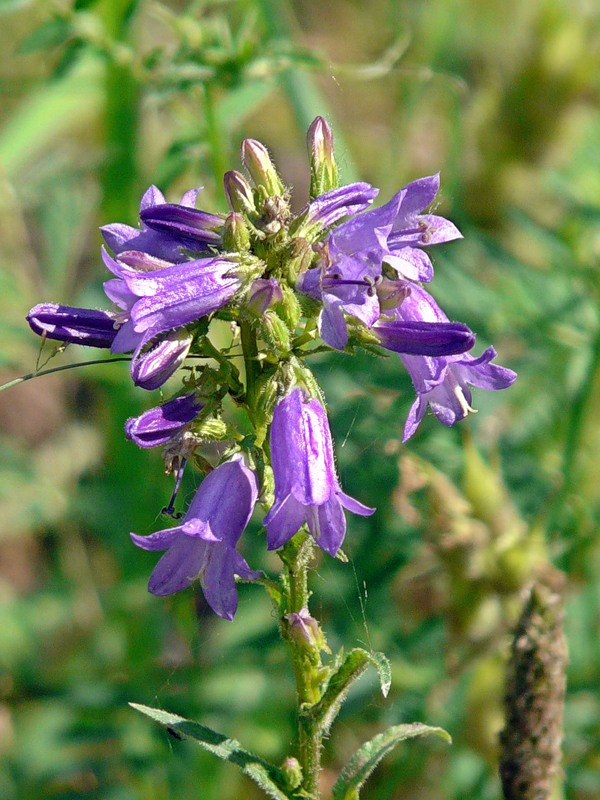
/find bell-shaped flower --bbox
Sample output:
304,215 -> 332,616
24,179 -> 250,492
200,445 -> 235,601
393,285 -> 516,440
125,393 -> 202,448
131,455 -> 260,619
263,388 -> 374,556
401,347 -> 517,441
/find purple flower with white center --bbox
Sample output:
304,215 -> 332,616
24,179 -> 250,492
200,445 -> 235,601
101,186 -> 212,263
125,393 -> 202,448
392,284 -> 516,440
131,455 -> 260,619
130,330 -> 193,390
297,173 -> 464,349
26,303 -> 118,349
263,388 -> 375,557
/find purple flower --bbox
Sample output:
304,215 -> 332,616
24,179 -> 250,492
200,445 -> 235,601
246,278 -> 283,315
131,455 -> 260,619
386,174 -> 462,250
298,173 -> 463,349
393,285 -> 516,440
26,303 -> 118,348
263,389 -> 374,556
101,247 -> 241,347
101,186 -> 211,263
125,393 -> 202,448
401,347 -> 517,441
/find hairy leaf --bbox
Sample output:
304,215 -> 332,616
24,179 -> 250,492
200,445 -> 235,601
130,703 -> 292,800
332,723 -> 451,800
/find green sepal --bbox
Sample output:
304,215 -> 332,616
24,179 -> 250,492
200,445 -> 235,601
311,648 -> 391,736
331,723 -> 452,800
130,703 -> 293,800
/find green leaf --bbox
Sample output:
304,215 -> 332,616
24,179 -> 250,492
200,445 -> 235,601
311,648 -> 391,735
332,723 -> 452,800
129,703 -> 292,800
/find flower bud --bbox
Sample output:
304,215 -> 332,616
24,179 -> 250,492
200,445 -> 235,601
131,331 -> 193,390
307,116 -> 338,198
125,393 -> 202,448
278,283 -> 301,331
241,138 -> 285,197
222,212 -> 251,252
281,757 -> 303,790
246,278 -> 283,316
377,279 -> 411,310
223,170 -> 257,215
26,303 -> 118,349
260,310 -> 292,356
285,608 -> 329,653
282,237 -> 313,284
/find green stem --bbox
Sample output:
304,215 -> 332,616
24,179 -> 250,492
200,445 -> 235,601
240,320 -> 261,417
280,535 -> 323,799
0,357 -> 132,393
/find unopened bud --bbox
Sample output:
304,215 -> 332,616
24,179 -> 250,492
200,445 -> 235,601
191,417 -> 229,441
285,607 -> 329,652
247,278 -> 283,316
241,138 -> 285,197
131,331 -> 193,390
261,310 -> 292,356
222,212 -> 251,252
307,116 -> 338,198
223,170 -> 256,215
377,279 -> 411,310
281,757 -> 303,790
278,283 -> 301,331
282,237 -> 313,284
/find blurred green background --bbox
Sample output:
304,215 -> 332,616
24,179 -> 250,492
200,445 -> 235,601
1,1 -> 599,798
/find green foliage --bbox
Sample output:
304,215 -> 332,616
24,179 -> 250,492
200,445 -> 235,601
332,723 -> 451,800
130,704 -> 292,800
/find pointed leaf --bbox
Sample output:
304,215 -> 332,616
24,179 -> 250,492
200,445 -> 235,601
332,723 -> 451,800
312,648 -> 391,735
130,703 -> 292,800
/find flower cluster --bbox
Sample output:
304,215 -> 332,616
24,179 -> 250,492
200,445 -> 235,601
26,117 -> 515,619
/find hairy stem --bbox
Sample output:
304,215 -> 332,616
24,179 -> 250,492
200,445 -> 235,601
280,535 -> 323,798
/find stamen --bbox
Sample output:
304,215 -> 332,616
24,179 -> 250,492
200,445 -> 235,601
453,383 -> 477,418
